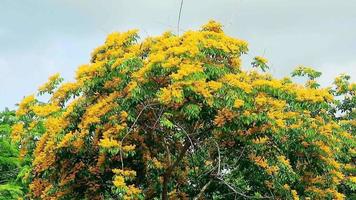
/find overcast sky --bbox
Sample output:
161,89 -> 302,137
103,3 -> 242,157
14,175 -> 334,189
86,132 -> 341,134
1,0 -> 355,109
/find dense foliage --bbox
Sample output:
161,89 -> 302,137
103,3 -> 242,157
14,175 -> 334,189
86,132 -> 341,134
7,21 -> 356,199
0,109 -> 23,199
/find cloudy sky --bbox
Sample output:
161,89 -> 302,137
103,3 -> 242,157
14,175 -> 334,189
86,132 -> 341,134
1,0 -> 355,109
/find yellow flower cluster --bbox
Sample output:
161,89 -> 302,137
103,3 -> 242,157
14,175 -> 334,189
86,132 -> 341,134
152,158 -> 164,169
104,77 -> 121,89
213,108 -> 236,127
112,168 -> 141,199
126,81 -> 138,94
16,94 -> 35,116
252,136 -> 269,144
102,124 -> 125,139
98,138 -> 121,148
233,98 -> 244,108
277,155 -> 292,168
158,84 -> 184,104
201,20 -> 223,33
32,104 -> 60,117
113,169 -> 136,177
254,56 -> 268,65
50,82 -> 80,104
80,92 -> 120,129
57,132 -> 74,148
124,185 -> 142,199
91,29 -> 139,63
248,153 -> 268,169
11,122 -> 24,142
113,175 -> 126,188
38,73 -> 61,94
252,79 -> 283,90
122,144 -> 136,152
170,64 -> 203,80
295,88 -> 333,103
220,74 -> 252,93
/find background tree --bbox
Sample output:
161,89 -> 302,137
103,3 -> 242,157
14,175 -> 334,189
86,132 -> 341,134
0,109 -> 23,199
12,21 -> 355,200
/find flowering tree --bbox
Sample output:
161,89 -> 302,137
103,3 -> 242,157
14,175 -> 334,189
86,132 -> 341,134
12,21 -> 355,199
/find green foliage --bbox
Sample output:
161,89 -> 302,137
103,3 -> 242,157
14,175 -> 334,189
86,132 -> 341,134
0,109 -> 23,199
291,65 -> 322,80
252,56 -> 269,72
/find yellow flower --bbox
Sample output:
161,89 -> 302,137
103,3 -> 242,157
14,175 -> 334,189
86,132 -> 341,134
16,94 -> 35,116
32,104 -> 60,117
170,64 -> 203,80
112,169 -> 136,178
57,132 -> 74,148
11,122 -> 24,142
266,165 -> 279,175
283,184 -> 290,190
126,81 -> 138,93
80,92 -> 120,128
278,155 -> 291,168
193,81 -> 212,99
207,81 -> 223,91
158,84 -> 183,104
252,136 -> 269,144
291,190 -> 299,200
125,185 -> 141,196
230,57 -> 241,69
99,138 -> 121,148
104,77 -> 121,89
51,82 -> 80,104
252,79 -> 282,89
254,56 -> 268,65
149,52 -> 165,63
38,73 -> 62,94
220,74 -> 252,93
201,20 -> 223,33
113,175 -> 126,188
233,98 -> 244,108
122,145 -> 136,152
152,158 -> 164,169
249,154 -> 268,169
120,111 -> 129,120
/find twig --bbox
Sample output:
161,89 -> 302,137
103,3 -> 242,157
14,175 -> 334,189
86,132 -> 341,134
213,139 -> 221,175
177,0 -> 184,35
193,180 -> 212,200
236,146 -> 246,163
176,123 -> 195,152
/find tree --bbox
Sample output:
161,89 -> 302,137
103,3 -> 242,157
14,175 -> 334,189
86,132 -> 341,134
0,109 -> 23,199
12,21 -> 355,199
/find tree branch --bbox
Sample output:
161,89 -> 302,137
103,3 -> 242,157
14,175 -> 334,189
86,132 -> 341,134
193,180 -> 212,200
162,137 -> 191,200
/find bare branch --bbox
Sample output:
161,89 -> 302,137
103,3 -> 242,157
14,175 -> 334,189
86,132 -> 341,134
177,0 -> 184,35
193,180 -> 212,200
213,139 -> 221,175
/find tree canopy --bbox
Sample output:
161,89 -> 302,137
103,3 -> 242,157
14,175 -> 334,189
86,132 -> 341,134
9,21 -> 355,200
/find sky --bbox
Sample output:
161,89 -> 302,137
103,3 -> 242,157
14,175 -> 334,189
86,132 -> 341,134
1,0 -> 355,109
